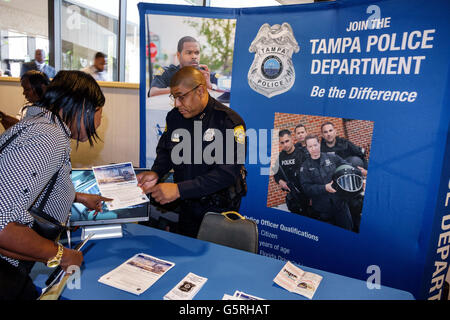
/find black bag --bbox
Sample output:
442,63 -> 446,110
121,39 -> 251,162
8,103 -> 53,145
29,170 -> 67,241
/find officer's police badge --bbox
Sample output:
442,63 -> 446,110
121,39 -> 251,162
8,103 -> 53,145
203,128 -> 215,142
248,23 -> 299,98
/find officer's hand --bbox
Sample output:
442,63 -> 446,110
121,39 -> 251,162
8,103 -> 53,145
198,64 -> 212,90
357,166 -> 367,177
325,181 -> 336,193
137,171 -> 159,194
149,183 -> 180,205
278,179 -> 291,192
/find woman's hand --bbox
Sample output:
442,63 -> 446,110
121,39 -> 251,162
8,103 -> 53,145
75,192 -> 113,214
60,247 -> 83,272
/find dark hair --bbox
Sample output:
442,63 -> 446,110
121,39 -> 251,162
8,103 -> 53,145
321,121 -> 334,132
177,36 -> 198,53
95,52 -> 106,60
294,124 -> 306,132
305,134 -> 320,145
36,70 -> 105,146
20,70 -> 50,100
279,129 -> 291,138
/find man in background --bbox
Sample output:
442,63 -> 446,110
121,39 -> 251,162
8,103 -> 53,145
20,49 -> 56,79
149,36 -> 218,97
82,52 -> 107,81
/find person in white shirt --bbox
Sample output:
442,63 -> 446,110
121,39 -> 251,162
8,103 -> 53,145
20,49 -> 56,79
81,52 -> 108,81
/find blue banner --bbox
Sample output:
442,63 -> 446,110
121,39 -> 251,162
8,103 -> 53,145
139,0 -> 450,299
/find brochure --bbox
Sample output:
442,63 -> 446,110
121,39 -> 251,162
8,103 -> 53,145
273,261 -> 323,299
92,162 -> 149,210
164,272 -> 208,300
98,253 -> 175,295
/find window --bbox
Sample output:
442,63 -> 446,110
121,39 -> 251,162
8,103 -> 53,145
0,0 -> 316,82
61,0 -> 119,81
0,0 -> 49,77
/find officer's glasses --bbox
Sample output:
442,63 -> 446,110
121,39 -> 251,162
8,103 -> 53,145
169,84 -> 201,105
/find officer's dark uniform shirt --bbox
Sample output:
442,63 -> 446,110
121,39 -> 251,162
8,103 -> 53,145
273,146 -> 306,188
294,142 -> 309,160
151,64 -> 218,89
299,152 -> 347,213
320,137 -> 367,168
151,95 -> 245,200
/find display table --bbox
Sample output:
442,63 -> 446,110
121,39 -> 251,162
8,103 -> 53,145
30,223 -> 414,300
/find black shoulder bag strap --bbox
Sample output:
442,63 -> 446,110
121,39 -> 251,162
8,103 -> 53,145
0,131 -> 20,153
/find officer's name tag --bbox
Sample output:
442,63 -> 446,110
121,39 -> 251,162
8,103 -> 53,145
172,133 -> 180,143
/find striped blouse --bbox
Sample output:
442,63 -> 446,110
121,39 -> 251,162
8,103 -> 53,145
0,109 -> 75,267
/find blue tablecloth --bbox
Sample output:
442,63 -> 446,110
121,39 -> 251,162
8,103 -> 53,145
30,223 -> 414,300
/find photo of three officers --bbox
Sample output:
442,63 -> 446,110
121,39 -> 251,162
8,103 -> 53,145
270,115 -> 374,233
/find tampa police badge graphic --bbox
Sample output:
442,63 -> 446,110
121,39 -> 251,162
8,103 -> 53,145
248,23 -> 299,98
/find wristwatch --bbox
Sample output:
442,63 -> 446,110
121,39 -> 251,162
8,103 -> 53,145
47,243 -> 64,268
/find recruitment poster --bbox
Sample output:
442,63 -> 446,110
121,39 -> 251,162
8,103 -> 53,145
139,0 -> 450,299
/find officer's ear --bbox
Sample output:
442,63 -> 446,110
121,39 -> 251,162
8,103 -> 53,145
196,84 -> 207,97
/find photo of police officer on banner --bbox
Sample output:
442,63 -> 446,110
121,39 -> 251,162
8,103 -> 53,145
268,113 -> 373,233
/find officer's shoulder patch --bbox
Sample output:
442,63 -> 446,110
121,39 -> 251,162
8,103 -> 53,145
154,67 -> 165,76
234,125 -> 245,144
214,73 -> 222,79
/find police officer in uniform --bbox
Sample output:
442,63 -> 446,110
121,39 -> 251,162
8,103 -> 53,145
320,121 -> 367,232
299,134 -> 353,230
273,129 -> 308,215
138,66 -> 246,238
293,124 -> 309,159
320,121 -> 368,168
149,36 -> 218,98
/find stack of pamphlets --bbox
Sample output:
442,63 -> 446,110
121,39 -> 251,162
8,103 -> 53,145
98,253 -> 175,295
164,272 -> 208,300
273,261 -> 323,299
222,290 -> 265,300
